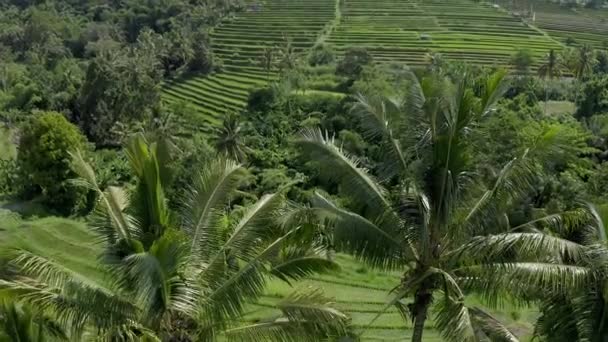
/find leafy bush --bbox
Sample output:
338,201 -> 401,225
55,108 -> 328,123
575,75 -> 608,119
0,158 -> 19,196
511,48 -> 534,75
247,87 -> 277,112
17,112 -> 88,215
335,47 -> 373,79
308,44 -> 335,66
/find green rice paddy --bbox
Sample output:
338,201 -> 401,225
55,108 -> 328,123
162,0 -> 607,135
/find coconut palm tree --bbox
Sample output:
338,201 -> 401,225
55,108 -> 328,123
215,112 -> 248,162
0,134 -> 349,341
277,34 -> 298,75
537,49 -> 563,113
297,70 -> 589,342
258,46 -> 277,81
562,45 -> 596,80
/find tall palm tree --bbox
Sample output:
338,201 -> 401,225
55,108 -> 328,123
258,46 -> 277,81
537,49 -> 562,114
0,134 -> 349,340
297,70 -> 588,342
277,34 -> 298,75
562,45 -> 595,80
215,112 -> 248,162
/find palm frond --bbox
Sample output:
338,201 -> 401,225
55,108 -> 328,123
125,134 -> 170,242
469,307 -> 519,342
297,129 -> 392,219
434,296 -> 476,342
479,69 -> 509,115
457,233 -> 588,263
0,300 -> 69,341
351,93 -> 408,177
96,322 -> 162,342
222,192 -> 285,259
0,279 -> 137,336
460,263 -> 593,296
200,233 -> 290,328
270,250 -> 339,284
586,203 -> 607,242
312,192 -> 410,269
71,151 -> 134,243
120,233 -> 198,325
10,251 -> 79,289
181,158 -> 244,256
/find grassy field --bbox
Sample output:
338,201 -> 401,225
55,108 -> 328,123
0,209 -> 537,341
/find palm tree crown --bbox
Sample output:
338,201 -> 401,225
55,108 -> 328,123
0,134 -> 349,341
297,69 -> 588,342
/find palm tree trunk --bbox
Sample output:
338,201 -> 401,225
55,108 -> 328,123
411,299 -> 430,342
545,81 -> 549,115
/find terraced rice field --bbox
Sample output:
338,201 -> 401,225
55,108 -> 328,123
529,2 -> 608,48
243,254 -> 537,341
163,0 -> 608,135
162,0 -> 335,134
327,0 -> 561,67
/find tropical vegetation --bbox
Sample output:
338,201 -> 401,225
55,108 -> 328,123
4,0 -> 608,341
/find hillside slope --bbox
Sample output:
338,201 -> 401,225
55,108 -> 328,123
162,0 -> 335,134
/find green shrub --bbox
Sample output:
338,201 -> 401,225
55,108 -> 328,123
308,44 -> 335,66
335,47 -> 373,80
0,158 -> 19,196
248,87 -> 276,112
575,76 -> 608,119
17,112 -> 88,215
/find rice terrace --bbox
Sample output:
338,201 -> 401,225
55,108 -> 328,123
2,0 -> 608,341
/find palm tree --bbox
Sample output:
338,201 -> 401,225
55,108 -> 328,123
297,70 -> 589,342
537,49 -> 562,114
258,46 -> 277,81
0,134 -> 349,340
277,34 -> 298,75
562,45 -> 595,80
215,112 -> 248,162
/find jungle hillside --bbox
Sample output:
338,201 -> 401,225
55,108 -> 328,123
2,0 -> 608,341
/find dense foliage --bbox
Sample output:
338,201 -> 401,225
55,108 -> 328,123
5,0 -> 608,341
16,112 -> 87,214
